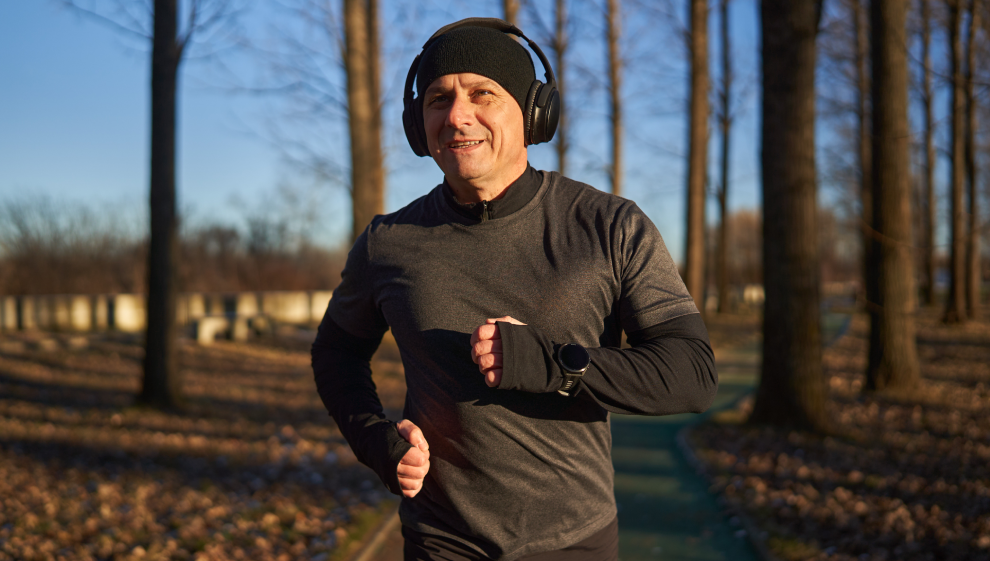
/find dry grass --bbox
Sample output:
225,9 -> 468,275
0,329 -> 406,561
690,307 -> 990,561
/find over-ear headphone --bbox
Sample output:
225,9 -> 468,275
402,17 -> 560,157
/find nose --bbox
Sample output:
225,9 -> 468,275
445,93 -> 474,129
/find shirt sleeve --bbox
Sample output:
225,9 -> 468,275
614,201 -> 700,332
497,313 -> 718,415
326,225 -> 390,340
311,225 -> 410,494
496,202 -> 717,415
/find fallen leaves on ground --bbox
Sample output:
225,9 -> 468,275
0,329 -> 406,561
690,308 -> 990,561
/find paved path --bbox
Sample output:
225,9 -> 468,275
612,341 -> 762,561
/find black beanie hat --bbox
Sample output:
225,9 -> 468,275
416,26 -> 536,112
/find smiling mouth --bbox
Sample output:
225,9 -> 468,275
447,140 -> 482,148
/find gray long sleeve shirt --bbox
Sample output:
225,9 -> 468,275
312,169 -> 717,559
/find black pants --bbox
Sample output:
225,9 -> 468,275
402,517 -> 619,561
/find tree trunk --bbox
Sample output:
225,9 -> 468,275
965,0 -> 982,319
866,0 -> 921,391
504,0 -> 520,25
749,0 -> 828,432
684,0 -> 709,313
606,0 -> 623,197
344,0 -> 384,243
854,0 -> 873,315
554,0 -> 568,176
945,0 -> 968,323
141,0 -> 182,409
716,0 -> 731,314
921,0 -> 937,307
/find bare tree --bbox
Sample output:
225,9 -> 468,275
524,0 -> 571,175
919,0 -> 938,307
554,0 -> 569,175
63,0 -> 242,410
684,0 -> 709,312
965,0 -> 982,318
343,0 -> 385,242
749,0 -> 829,432
606,0 -> 624,197
945,0 -> 968,323
853,0 -> 874,317
867,0 -> 921,391
715,0 -> 731,313
504,0 -> 521,25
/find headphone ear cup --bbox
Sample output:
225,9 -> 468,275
523,81 -> 542,145
524,80 -> 560,145
403,97 -> 430,157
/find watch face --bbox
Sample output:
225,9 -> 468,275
559,344 -> 590,373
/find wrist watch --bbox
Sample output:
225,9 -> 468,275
556,343 -> 591,397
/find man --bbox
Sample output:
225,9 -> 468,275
312,18 -> 718,561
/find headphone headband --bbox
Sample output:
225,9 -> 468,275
402,17 -> 560,156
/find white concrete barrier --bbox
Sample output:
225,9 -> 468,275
1,297 -> 15,331
310,291 -> 333,323
35,296 -> 54,329
261,291 -> 311,324
235,293 -> 259,316
18,297 -> 37,330
743,284 -> 765,305
92,295 -> 109,330
195,316 -> 229,345
112,294 -> 146,333
67,295 -> 92,331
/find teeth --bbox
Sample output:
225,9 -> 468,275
450,141 -> 481,148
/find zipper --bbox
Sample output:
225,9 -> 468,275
481,200 -> 491,222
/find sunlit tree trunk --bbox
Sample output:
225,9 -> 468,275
854,0 -> 874,316
504,0 -> 520,25
921,0 -> 937,307
965,0 -> 981,319
684,0 -> 709,312
554,0 -> 569,176
140,0 -> 183,409
749,0 -> 829,432
606,0 -> 623,197
945,0 -> 968,323
867,0 -> 921,392
344,0 -> 384,243
716,0 -> 732,314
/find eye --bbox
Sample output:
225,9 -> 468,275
427,94 -> 449,106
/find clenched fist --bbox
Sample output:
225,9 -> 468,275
396,419 -> 430,498
470,316 -> 526,387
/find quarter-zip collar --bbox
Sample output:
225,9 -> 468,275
441,165 -> 543,223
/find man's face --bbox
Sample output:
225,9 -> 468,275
423,72 -> 527,190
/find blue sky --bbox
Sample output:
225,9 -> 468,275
0,0 -> 763,263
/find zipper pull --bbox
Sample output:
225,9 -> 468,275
482,200 -> 490,222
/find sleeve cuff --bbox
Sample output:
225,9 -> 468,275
497,322 -> 562,393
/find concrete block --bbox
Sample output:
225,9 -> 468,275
92,295 -> 109,330
17,297 -> 37,330
235,293 -> 259,317
195,316 -> 229,345
231,317 -> 251,342
184,293 -> 207,322
0,297 -> 15,331
112,294 -> 146,333
261,291 -> 311,324
743,284 -> 765,305
204,294 -> 225,316
68,295 -> 92,331
36,296 -> 54,329
310,291 -> 333,324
